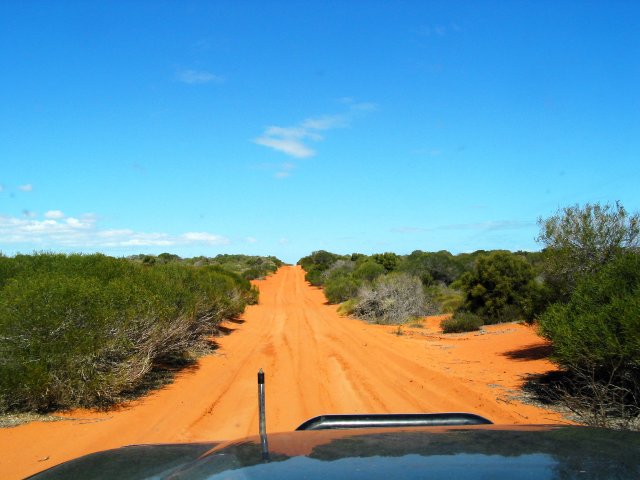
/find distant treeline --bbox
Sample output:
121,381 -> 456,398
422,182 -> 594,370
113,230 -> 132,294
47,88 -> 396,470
0,252 -> 282,413
299,201 -> 640,429
127,253 -> 285,280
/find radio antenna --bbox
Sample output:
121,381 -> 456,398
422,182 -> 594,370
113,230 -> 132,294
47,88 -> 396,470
258,369 -> 269,461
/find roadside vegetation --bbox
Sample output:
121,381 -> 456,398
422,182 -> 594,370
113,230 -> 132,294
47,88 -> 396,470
298,201 -> 640,429
0,252 -> 281,414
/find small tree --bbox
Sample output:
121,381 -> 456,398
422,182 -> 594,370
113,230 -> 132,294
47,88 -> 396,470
537,201 -> 640,301
371,252 -> 400,272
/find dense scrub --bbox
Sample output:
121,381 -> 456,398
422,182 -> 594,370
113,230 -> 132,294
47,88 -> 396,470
0,253 -> 258,413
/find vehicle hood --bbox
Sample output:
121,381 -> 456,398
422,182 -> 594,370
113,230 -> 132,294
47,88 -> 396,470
29,424 -> 640,479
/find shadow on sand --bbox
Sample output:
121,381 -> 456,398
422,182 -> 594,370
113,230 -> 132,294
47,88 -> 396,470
501,343 -> 553,362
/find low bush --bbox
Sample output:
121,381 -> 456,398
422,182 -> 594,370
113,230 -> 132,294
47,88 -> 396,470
336,298 -> 357,316
352,274 -> 431,325
441,312 -> 484,333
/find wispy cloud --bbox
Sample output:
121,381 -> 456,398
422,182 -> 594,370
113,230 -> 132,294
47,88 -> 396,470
410,148 -> 443,157
254,126 -> 318,159
177,69 -> 225,85
391,226 -> 427,233
44,210 -> 65,219
415,23 -> 461,37
18,184 -> 33,192
0,212 -> 230,249
274,162 -> 296,179
439,220 -> 534,231
253,101 -> 376,160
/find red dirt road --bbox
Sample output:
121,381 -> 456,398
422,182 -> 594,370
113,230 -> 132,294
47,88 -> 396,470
0,266 -> 565,478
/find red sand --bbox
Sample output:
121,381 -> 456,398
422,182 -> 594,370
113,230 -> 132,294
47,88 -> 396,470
0,266 -> 565,479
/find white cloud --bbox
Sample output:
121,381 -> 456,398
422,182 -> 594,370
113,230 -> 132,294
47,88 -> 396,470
254,130 -> 316,158
0,213 -> 230,250
245,237 -> 258,244
301,114 -> 348,131
253,101 -> 376,159
181,232 -> 229,245
177,69 -> 224,85
18,184 -> 33,192
45,210 -> 65,219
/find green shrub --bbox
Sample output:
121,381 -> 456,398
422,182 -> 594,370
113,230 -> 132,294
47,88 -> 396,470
324,275 -> 359,304
304,266 -> 326,286
441,312 -> 484,333
352,260 -> 386,283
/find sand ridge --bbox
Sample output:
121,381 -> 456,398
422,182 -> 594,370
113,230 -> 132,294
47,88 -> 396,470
0,265 -> 564,479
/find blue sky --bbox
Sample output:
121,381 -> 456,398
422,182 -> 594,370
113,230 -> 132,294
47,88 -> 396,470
1,1 -> 639,264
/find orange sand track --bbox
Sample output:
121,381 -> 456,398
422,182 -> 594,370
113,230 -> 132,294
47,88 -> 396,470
0,265 -> 565,478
